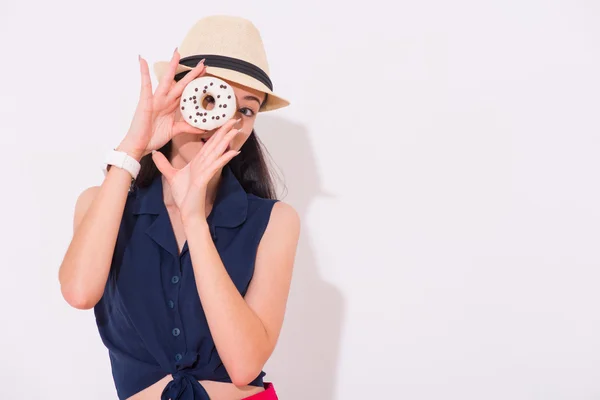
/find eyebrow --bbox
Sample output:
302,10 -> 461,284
242,95 -> 263,106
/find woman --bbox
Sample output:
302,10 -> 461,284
59,16 -> 300,400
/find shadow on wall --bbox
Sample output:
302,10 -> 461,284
255,115 -> 345,400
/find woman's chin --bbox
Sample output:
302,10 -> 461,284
177,138 -> 204,157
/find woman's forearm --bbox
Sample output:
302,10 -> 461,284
59,164 -> 134,310
183,217 -> 270,386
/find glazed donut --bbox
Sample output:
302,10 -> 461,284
180,76 -> 237,131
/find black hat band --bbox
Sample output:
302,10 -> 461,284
177,54 -> 273,91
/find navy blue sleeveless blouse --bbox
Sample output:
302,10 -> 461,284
94,164 -> 279,400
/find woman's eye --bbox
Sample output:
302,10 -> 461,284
239,107 -> 255,117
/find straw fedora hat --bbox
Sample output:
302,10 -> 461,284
153,15 -> 289,112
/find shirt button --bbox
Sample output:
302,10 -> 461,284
172,328 -> 181,337
175,353 -> 182,362
168,300 -> 174,309
171,276 -> 180,284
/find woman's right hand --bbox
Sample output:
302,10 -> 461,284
116,49 -> 208,161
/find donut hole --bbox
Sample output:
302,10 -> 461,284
202,95 -> 216,111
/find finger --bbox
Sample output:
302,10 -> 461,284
172,121 -> 207,137
191,118 -> 240,168
211,127 -> 241,159
214,149 -> 241,170
202,118 -> 241,155
167,60 -> 207,103
194,149 -> 240,187
193,128 -> 240,172
151,150 -> 178,182
137,56 -> 153,112
155,48 -> 181,98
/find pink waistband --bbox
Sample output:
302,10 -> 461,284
241,382 -> 278,399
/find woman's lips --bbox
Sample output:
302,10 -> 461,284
200,137 -> 230,151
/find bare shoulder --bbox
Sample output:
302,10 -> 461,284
73,185 -> 101,232
266,200 -> 301,239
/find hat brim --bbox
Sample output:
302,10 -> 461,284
153,61 -> 290,112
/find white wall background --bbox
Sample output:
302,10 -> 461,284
1,1 -> 599,399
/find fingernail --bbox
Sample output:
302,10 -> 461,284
174,47 -> 178,55
138,54 -> 141,61
151,149 -> 156,154
197,58 -> 206,67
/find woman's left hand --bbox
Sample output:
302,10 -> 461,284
151,117 -> 242,224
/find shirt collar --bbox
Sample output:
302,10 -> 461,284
132,164 -> 248,229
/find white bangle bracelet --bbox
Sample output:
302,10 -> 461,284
102,149 -> 141,180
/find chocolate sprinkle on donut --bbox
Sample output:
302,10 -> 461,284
219,105 -> 222,108
195,88 -> 198,92
228,95 -> 231,99
217,95 -> 220,98
202,118 -> 206,122
194,120 -> 197,122
195,106 -> 199,109
183,99 -> 186,102
216,116 -> 220,120
196,112 -> 200,116
189,116 -> 192,119
210,82 -> 213,86
203,90 -> 206,93
181,107 -> 185,110
212,116 -> 215,120
222,114 -> 226,117
223,104 -> 227,108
